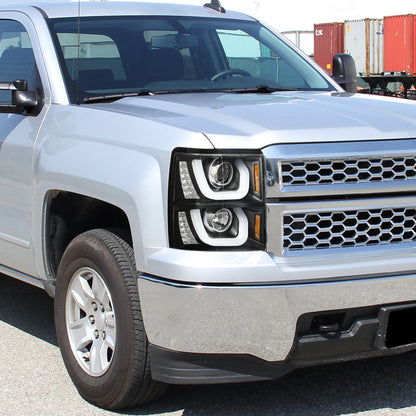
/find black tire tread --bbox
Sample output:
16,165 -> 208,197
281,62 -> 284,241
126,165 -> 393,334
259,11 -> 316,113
102,230 -> 166,408
88,229 -> 166,409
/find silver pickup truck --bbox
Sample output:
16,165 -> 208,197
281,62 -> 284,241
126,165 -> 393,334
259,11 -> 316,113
2,0 -> 416,410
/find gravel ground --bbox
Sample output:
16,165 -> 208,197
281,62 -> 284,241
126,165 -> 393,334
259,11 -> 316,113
2,273 -> 416,416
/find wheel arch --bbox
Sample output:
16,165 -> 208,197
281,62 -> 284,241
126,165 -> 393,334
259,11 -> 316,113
33,140 -> 169,295
42,190 -> 134,295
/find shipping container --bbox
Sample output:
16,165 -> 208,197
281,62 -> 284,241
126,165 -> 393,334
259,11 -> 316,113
384,14 -> 415,74
314,22 -> 344,73
344,18 -> 383,75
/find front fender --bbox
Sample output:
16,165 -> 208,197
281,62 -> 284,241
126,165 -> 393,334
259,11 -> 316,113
32,104 -> 213,279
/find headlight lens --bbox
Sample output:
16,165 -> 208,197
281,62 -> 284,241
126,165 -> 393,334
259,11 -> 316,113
208,159 -> 234,189
169,150 -> 266,250
204,208 -> 233,233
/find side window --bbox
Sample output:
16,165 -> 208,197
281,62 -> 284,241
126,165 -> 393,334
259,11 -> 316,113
0,20 -> 36,84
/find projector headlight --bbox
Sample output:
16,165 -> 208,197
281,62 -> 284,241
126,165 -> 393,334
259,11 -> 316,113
169,150 -> 266,250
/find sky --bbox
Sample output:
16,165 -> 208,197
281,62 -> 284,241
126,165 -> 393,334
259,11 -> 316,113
166,0 -> 416,32
228,0 -> 416,32
2,0 -> 416,32
2,0 -> 415,54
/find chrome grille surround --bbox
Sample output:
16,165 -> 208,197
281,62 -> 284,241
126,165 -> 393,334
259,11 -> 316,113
264,139 -> 416,198
263,140 -> 416,257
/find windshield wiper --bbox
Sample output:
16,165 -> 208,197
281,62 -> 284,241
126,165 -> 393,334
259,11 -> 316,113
83,90 -> 154,104
83,86 -> 301,103
83,89 -> 217,103
230,85 -> 301,94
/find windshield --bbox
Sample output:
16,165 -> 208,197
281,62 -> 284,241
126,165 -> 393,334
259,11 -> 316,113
50,16 -> 334,102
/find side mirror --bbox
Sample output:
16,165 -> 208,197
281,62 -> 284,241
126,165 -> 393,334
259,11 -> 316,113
0,79 -> 39,114
332,54 -> 357,93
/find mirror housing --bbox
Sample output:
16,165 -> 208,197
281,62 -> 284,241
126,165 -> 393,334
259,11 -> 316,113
332,54 -> 357,93
0,79 -> 39,114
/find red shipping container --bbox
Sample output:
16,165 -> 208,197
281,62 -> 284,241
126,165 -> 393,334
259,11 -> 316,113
384,14 -> 416,74
314,23 -> 344,74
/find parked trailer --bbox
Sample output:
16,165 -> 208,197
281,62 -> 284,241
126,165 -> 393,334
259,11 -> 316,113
314,14 -> 416,98
361,74 -> 416,98
360,15 -> 416,98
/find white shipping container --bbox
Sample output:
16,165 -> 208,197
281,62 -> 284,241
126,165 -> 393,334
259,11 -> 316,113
344,19 -> 384,76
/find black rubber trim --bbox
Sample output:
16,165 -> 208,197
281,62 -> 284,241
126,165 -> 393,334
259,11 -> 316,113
149,345 -> 293,384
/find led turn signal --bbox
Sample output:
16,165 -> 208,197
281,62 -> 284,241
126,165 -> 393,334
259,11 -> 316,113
255,214 -> 261,240
254,163 -> 260,194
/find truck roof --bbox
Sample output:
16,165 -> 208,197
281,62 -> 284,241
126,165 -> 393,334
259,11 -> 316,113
0,1 -> 255,21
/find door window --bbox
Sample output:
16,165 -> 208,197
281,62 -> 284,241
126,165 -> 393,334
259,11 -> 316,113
0,20 -> 38,104
0,20 -> 36,82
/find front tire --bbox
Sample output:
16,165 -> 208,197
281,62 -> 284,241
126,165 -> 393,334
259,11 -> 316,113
54,229 -> 165,409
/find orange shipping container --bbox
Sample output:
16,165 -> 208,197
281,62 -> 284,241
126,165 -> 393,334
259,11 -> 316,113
314,22 -> 344,74
384,14 -> 416,74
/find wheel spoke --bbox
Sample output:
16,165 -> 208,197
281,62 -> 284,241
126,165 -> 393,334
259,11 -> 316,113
89,339 -> 111,374
79,273 -> 96,299
70,273 -> 96,314
68,317 -> 92,350
70,282 -> 88,311
92,274 -> 108,305
105,327 -> 116,350
89,339 -> 101,374
105,311 -> 115,328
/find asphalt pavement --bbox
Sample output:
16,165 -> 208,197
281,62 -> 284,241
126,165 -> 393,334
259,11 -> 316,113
2,273 -> 416,416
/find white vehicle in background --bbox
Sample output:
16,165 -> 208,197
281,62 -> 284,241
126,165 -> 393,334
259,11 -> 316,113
2,0 -> 416,410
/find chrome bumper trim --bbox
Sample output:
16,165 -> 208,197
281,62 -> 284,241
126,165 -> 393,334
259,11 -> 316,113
138,272 -> 416,362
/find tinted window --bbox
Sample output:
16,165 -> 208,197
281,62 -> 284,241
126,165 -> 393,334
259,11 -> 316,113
0,20 -> 39,104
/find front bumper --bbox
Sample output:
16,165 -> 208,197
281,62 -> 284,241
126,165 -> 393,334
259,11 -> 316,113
138,271 -> 416,383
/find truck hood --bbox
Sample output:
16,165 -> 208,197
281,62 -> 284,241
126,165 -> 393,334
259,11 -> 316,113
98,91 -> 416,149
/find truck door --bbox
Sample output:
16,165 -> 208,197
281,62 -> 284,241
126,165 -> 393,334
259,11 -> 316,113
0,16 -> 47,277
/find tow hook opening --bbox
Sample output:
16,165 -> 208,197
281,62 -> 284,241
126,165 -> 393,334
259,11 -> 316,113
311,312 -> 346,335
385,306 -> 416,348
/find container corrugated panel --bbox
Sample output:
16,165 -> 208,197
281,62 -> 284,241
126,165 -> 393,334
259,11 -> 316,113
344,19 -> 368,75
314,22 -> 344,73
344,19 -> 383,76
414,16 -> 416,74
369,19 -> 384,75
384,14 -> 415,74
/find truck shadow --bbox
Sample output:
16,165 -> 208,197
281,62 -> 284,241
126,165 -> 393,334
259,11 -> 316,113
0,273 -> 57,346
1,273 -> 416,416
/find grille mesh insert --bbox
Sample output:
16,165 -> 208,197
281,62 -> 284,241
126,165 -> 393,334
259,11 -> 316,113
281,157 -> 416,186
283,207 -> 416,251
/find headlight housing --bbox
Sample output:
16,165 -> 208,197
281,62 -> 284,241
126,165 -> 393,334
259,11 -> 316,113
169,150 -> 266,250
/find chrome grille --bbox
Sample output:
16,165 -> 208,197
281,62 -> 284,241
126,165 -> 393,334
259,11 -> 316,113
281,156 -> 416,186
283,207 -> 416,251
